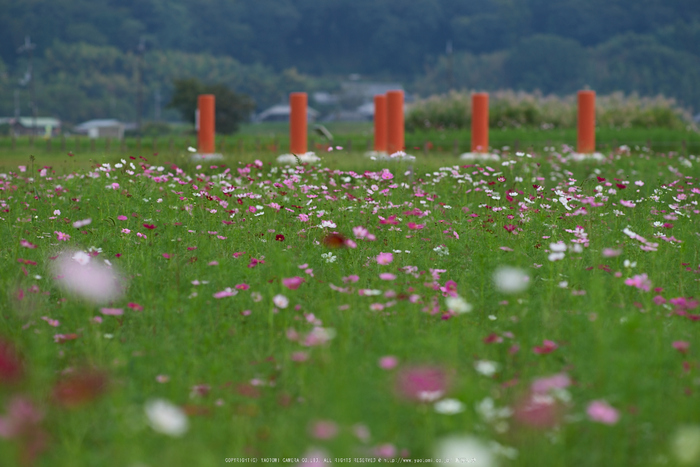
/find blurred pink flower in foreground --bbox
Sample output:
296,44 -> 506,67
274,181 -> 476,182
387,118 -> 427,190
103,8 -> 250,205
395,365 -> 449,402
587,400 -> 620,425
51,250 -> 123,304
625,273 -> 652,292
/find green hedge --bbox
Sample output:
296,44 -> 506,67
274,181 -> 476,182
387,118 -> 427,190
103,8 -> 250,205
406,90 -> 696,132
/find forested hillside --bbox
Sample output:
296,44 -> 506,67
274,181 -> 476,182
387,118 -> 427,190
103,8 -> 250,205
1,0 -> 700,124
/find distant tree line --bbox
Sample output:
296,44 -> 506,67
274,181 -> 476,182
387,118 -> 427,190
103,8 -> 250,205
0,0 -> 699,126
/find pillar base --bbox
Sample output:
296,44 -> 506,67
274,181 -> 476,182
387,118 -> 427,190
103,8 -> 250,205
276,152 -> 320,164
459,152 -> 501,162
568,152 -> 606,162
370,150 -> 416,162
190,153 -> 224,162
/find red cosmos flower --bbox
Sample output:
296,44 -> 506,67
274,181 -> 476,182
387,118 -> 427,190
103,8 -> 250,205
379,215 -> 400,225
615,184 -> 626,189
143,224 -> 156,230
0,338 -> 24,385
275,234 -> 285,241
52,369 -> 109,408
127,302 -> 144,311
533,340 -> 558,354
322,233 -> 347,249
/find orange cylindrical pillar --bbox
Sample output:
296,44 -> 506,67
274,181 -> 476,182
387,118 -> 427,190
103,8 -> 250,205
471,93 -> 489,153
387,90 -> 404,154
198,94 -> 215,154
577,90 -> 596,153
289,92 -> 308,155
374,95 -> 387,152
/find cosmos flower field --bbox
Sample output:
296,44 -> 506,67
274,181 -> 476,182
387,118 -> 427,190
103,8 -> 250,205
1,146 -> 699,467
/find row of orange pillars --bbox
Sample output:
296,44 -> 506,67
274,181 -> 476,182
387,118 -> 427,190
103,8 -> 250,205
195,90 -> 598,156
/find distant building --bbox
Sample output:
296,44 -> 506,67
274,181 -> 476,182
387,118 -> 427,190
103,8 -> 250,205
74,119 -> 127,139
254,105 -> 319,123
0,117 -> 61,137
339,82 -> 405,104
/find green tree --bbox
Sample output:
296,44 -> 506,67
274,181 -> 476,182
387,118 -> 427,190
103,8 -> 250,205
167,78 -> 255,134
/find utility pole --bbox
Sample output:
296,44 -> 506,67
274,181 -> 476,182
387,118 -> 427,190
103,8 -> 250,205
135,37 -> 146,135
446,40 -> 454,92
17,36 -> 37,135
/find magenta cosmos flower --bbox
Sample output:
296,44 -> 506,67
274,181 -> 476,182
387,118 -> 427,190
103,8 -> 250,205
395,365 -> 449,402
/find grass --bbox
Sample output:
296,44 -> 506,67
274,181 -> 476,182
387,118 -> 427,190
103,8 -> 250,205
0,142 -> 699,467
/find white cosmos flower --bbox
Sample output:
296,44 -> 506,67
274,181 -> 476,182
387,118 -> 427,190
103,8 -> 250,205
550,242 -> 567,252
474,360 -> 500,377
71,251 -> 91,266
548,252 -> 565,262
445,295 -> 472,314
434,398 -> 466,415
144,399 -> 189,437
273,294 -> 289,309
492,267 -> 530,293
320,220 -> 337,229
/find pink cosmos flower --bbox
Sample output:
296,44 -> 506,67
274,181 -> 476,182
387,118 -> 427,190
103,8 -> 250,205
514,391 -> 563,429
282,276 -> 305,290
376,252 -> 393,265
381,169 -> 394,180
248,257 -> 265,268
531,373 -> 571,393
379,273 -> 396,281
100,308 -> 123,316
127,302 -> 143,311
379,215 -> 399,225
298,213 -> 309,222
20,239 -> 37,249
72,218 -> 92,228
379,356 -> 399,370
395,365 -> 449,402
117,215 -> 128,221
235,283 -> 250,290
343,275 -> 360,283
54,231 -> 70,241
587,400 -> 619,425
374,444 -> 397,458
309,420 -> 338,440
52,250 -> 123,304
232,252 -> 245,258
624,273 -> 651,292
213,288 -> 237,299
162,253 -> 171,259
602,248 -> 622,257
407,222 -> 425,230
533,340 -> 558,354
291,351 -> 308,362
672,341 -> 690,354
